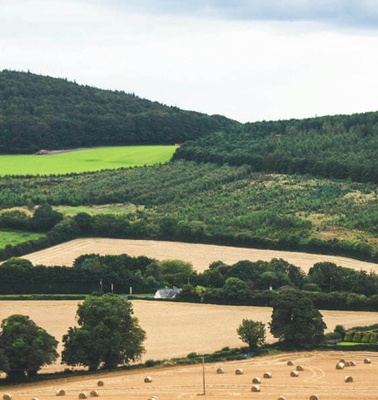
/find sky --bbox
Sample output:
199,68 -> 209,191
1,0 -> 378,123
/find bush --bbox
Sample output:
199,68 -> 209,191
352,332 -> 362,342
361,332 -> 371,343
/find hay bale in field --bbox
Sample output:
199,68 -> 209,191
364,358 -> 371,364
89,390 -> 99,397
344,361 -> 350,367
251,385 -> 260,392
278,397 -> 286,400
336,362 -> 345,369
235,368 -> 243,375
290,371 -> 299,377
149,397 -> 157,400
296,365 -> 304,371
252,377 -> 261,384
263,372 -> 272,378
97,381 -> 104,387
345,376 -> 353,382
144,376 -> 153,383
287,360 -> 294,366
309,395 -> 319,400
78,392 -> 87,399
339,358 -> 346,364
350,361 -> 356,366
56,390 -> 65,397
32,398 -> 39,400
3,394 -> 12,400
216,367 -> 224,374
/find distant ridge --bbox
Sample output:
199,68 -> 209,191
0,70 -> 238,154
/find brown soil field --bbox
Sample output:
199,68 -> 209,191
1,300 -> 378,374
2,350 -> 378,400
21,238 -> 378,273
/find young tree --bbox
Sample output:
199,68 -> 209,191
237,319 -> 266,350
269,290 -> 326,347
0,315 -> 58,379
62,294 -> 146,370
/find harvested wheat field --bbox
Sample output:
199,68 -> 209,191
1,300 -> 378,374
2,350 -> 378,400
21,238 -> 378,273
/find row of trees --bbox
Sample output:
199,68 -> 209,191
0,70 -> 237,153
0,294 -> 145,380
2,255 -> 378,311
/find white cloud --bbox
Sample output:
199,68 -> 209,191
0,0 -> 377,122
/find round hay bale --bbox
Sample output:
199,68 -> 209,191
149,397 -> 157,400
263,372 -> 272,379
309,395 -> 319,400
89,390 -> 99,397
287,360 -> 294,366
97,381 -> 104,387
344,361 -> 350,367
345,376 -> 353,383
350,361 -> 356,366
336,362 -> 345,370
290,370 -> 299,377
339,358 -> 346,364
144,376 -> 153,383
278,397 -> 286,400
296,365 -> 304,371
235,368 -> 243,375
216,367 -> 224,374
252,377 -> 261,384
32,398 -> 39,400
251,385 -> 261,392
364,358 -> 371,364
3,394 -> 12,400
56,390 -> 66,397
78,392 -> 87,399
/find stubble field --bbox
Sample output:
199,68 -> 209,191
21,238 -> 378,273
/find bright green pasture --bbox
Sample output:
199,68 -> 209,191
0,230 -> 45,249
0,146 -> 177,176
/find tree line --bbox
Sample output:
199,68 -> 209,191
0,70 -> 237,153
2,254 -> 378,312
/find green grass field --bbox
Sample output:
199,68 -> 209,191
0,146 -> 177,176
55,203 -> 142,216
0,229 -> 46,249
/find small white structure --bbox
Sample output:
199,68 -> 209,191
154,287 -> 182,299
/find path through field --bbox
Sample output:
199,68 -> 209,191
21,238 -> 378,273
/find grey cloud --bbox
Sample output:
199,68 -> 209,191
100,0 -> 378,29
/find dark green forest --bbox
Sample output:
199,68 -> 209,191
0,70 -> 237,153
173,113 -> 378,184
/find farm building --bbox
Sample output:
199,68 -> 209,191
154,287 -> 182,299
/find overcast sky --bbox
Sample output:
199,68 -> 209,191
1,0 -> 378,123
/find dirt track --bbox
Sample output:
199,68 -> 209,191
22,238 -> 378,273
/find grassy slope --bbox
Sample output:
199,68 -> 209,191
0,146 -> 177,176
0,229 -> 45,247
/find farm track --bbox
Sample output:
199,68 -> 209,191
22,238 -> 378,273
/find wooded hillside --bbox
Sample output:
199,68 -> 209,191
0,70 -> 238,153
173,113 -> 378,184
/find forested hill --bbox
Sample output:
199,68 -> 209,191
173,112 -> 378,184
0,70 -> 238,154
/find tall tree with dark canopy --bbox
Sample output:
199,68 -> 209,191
0,315 -> 58,379
269,290 -> 326,347
62,294 -> 146,370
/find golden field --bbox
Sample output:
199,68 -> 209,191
0,300 -> 377,372
21,238 -> 378,273
1,349 -> 378,400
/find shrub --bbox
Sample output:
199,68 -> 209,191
352,332 -> 362,342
